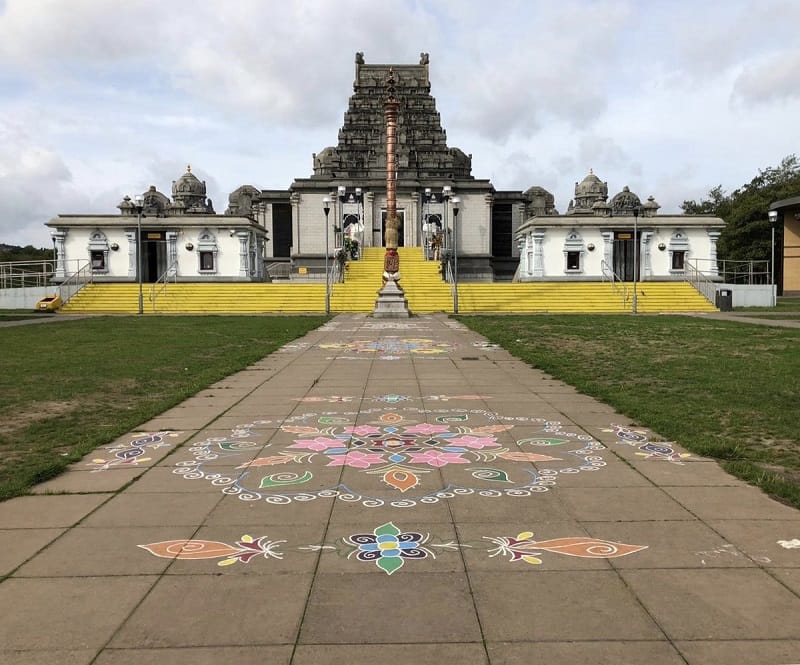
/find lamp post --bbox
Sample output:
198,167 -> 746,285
355,187 -> 364,253
133,194 -> 144,315
452,196 -> 460,313
442,185 -> 452,251
768,209 -> 778,307
422,188 -> 432,259
323,197 -> 331,314
632,205 -> 640,315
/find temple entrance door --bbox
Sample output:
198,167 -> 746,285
613,231 -> 638,281
380,210 -> 405,247
141,231 -> 167,282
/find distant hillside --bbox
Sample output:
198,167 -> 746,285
0,244 -> 55,263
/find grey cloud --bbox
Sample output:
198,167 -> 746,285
731,49 -> 800,106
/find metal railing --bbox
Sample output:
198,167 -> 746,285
265,261 -> 292,280
684,260 -> 717,304
600,260 -> 629,306
0,260 -> 56,289
149,260 -> 179,311
688,258 -> 771,285
57,261 -> 93,303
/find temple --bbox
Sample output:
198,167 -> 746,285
46,53 -> 725,294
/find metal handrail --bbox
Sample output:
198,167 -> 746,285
600,259 -> 629,305
444,260 -> 457,311
0,260 -> 56,289
57,261 -> 93,303
266,261 -> 291,280
149,260 -> 179,310
684,260 -> 717,304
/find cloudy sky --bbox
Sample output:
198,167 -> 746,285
1,0 -> 798,247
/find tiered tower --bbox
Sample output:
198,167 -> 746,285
312,53 -> 474,181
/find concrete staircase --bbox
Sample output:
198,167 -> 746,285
60,283 -> 326,314
456,281 -> 717,313
331,247 -> 452,313
58,253 -> 716,315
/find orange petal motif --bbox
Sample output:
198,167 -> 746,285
380,412 -> 404,424
520,537 -> 647,558
138,540 -> 242,560
281,425 -> 320,434
470,425 -> 514,434
236,456 -> 294,469
497,452 -> 562,462
383,470 -> 420,492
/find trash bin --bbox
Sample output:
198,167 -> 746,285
34,295 -> 63,312
715,289 -> 733,312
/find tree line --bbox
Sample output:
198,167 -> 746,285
681,154 -> 799,263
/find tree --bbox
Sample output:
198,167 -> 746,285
681,155 -> 800,262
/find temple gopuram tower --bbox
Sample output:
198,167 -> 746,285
275,52 -> 497,280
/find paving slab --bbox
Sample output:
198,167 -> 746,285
0,528 -> 65,577
3,313 -> 798,663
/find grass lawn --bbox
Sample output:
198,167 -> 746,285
0,315 -> 326,500
458,314 -> 800,509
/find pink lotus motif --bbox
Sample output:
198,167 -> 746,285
402,423 -> 451,435
342,425 -> 381,436
289,437 -> 345,452
407,450 -> 469,467
447,435 -> 498,449
327,450 -> 386,469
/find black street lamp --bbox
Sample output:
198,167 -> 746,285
323,197 -> 331,315
452,196 -> 460,313
133,194 -> 144,315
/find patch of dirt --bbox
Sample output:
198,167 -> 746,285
0,400 -> 81,436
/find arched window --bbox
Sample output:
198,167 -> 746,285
563,230 -> 584,274
197,229 -> 218,274
669,230 -> 689,273
87,230 -> 110,274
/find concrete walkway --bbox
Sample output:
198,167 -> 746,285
1,314 -> 798,664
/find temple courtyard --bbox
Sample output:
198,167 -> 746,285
1,314 -> 799,664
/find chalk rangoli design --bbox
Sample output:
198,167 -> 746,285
87,431 -> 182,472
139,522 -> 647,574
602,424 -> 691,464
294,394 -> 488,404
319,338 -> 452,355
174,403 -> 605,507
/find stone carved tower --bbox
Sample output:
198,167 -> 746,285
312,53 -> 474,181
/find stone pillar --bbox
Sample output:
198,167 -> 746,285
641,231 -> 654,278
409,191 -> 420,247
126,231 -> 137,280
51,231 -> 67,281
602,231 -> 614,271
707,231 -> 720,276
533,229 -> 545,278
166,231 -> 178,275
290,192 -> 301,256
237,231 -> 250,277
365,191 -> 375,247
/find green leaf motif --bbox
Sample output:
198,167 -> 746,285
471,467 -> 510,482
319,416 -> 350,425
377,556 -> 404,575
374,521 -> 401,537
518,438 -> 568,446
259,471 -> 313,488
435,413 -> 467,423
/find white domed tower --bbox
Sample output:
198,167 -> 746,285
170,165 -> 214,214
569,169 -> 608,214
